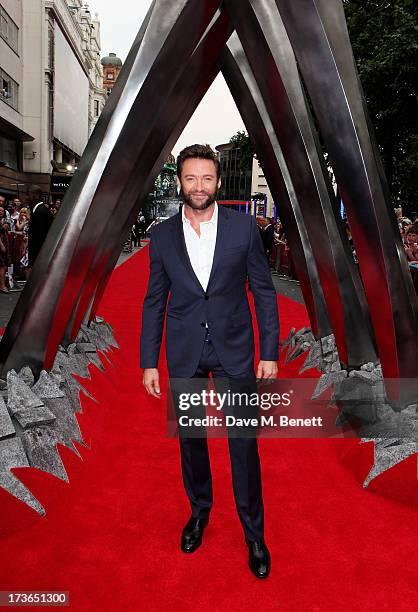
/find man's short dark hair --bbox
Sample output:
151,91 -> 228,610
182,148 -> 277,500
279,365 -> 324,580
27,185 -> 43,198
177,144 -> 220,179
406,226 -> 418,235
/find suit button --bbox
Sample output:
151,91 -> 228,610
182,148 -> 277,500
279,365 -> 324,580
204,295 -> 209,300
200,322 -> 206,327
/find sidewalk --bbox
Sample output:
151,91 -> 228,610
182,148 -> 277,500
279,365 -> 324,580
0,243 -> 149,329
271,269 -> 304,304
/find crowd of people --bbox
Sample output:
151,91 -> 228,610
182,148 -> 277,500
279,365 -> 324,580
122,211 -> 148,253
0,187 -> 58,293
396,207 -> 418,292
1,193 -> 416,295
256,216 -> 295,278
256,208 -> 418,294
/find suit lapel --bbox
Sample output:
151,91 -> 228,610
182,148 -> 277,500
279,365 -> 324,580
172,211 -> 204,292
207,204 -> 231,291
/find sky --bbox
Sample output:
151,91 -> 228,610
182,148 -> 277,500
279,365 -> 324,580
87,0 -> 246,155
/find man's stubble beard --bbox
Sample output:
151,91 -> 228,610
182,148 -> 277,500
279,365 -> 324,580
182,189 -> 218,211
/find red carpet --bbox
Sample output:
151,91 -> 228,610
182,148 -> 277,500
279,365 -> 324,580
0,247 -> 416,610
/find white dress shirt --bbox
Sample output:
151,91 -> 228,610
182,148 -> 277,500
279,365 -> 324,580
182,202 -> 218,292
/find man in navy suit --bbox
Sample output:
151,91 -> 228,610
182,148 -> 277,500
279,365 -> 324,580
140,144 -> 279,579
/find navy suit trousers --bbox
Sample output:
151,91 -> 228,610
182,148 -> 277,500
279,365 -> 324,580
175,330 -> 264,542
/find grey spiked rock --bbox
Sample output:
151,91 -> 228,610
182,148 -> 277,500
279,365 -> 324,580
0,315 -> 116,515
53,349 -> 91,379
312,370 -> 348,399
50,368 -> 65,388
322,358 -> 342,374
321,334 -> 336,355
0,394 -> 15,439
76,343 -> 97,354
32,370 -> 66,399
85,351 -> 105,371
67,343 -> 78,355
362,438 -> 416,487
93,319 -> 119,349
75,328 -> 90,343
349,367 -> 381,385
300,341 -> 322,373
7,370 -> 46,413
90,322 -> 113,351
13,405 -> 56,430
59,365 -> 97,412
280,327 -> 296,350
7,370 -> 56,429
17,366 -> 35,387
285,343 -> 309,363
80,323 -> 109,352
282,328 -> 313,363
22,427 -> 68,482
0,437 -> 45,515
359,409 -> 416,440
287,329 -> 416,491
44,397 -> 85,448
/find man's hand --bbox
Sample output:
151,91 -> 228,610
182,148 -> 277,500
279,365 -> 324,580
143,368 -> 161,398
256,360 -> 278,384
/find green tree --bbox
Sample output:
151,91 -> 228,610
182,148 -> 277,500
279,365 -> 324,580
229,130 -> 256,171
344,0 -> 418,215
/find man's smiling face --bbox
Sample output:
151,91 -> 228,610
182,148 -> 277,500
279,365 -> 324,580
178,158 -> 221,211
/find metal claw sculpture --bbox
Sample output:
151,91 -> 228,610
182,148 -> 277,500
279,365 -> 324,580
0,0 -> 225,376
0,0 -> 416,506
221,33 -> 332,342
273,0 -> 418,385
221,3 -> 378,370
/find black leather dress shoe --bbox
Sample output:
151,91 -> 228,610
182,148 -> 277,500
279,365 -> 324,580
181,516 -> 209,553
246,539 -> 271,579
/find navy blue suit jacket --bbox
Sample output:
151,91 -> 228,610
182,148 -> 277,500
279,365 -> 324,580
140,205 -> 280,377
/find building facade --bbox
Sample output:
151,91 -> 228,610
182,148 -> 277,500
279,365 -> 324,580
251,157 -> 274,218
215,142 -> 252,204
0,0 -> 107,202
101,52 -> 122,97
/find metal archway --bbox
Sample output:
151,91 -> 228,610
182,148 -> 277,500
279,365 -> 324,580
0,0 -> 416,399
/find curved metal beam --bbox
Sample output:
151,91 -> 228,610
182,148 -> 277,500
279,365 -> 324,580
0,0 -> 223,377
64,9 -> 233,344
274,0 -> 418,382
222,34 -> 330,340
224,0 -> 377,367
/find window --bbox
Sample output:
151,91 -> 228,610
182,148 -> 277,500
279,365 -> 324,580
107,72 -> 114,80
0,132 -> 19,170
94,100 -> 100,117
0,6 -> 18,54
0,67 -> 18,111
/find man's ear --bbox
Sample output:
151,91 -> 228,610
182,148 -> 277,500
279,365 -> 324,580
217,178 -> 221,190
176,177 -> 181,191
